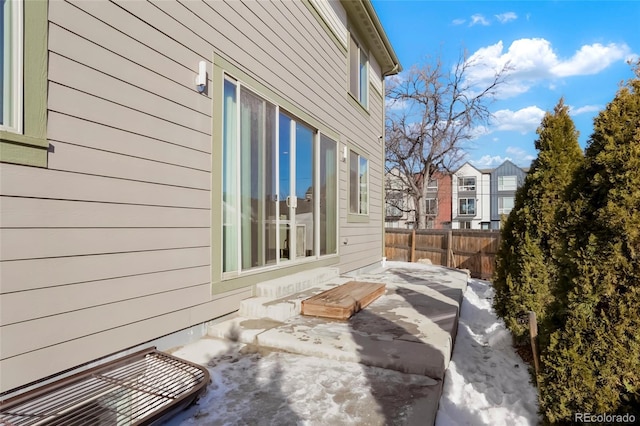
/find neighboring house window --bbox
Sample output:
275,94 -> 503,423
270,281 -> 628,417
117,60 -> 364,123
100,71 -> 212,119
426,198 -> 438,215
385,191 -> 403,219
1,0 -> 22,133
458,177 -> 476,191
349,34 -> 368,107
498,175 -> 517,191
459,198 -> 476,215
427,178 -> 438,190
222,76 -> 338,273
460,221 -> 472,229
349,150 -> 369,215
498,196 -> 514,215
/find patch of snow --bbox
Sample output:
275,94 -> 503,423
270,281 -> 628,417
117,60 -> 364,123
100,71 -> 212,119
435,279 -> 540,426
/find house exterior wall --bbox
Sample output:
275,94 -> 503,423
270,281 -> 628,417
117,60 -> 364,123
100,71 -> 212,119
433,172 -> 452,229
0,0 -> 398,393
490,160 -> 528,229
451,163 -> 491,229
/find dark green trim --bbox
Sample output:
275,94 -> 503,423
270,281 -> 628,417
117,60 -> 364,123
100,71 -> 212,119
213,257 -> 340,295
0,0 -> 48,167
211,52 -> 342,294
213,53 -> 340,142
302,0 -> 348,56
346,145 -> 370,223
347,91 -> 370,117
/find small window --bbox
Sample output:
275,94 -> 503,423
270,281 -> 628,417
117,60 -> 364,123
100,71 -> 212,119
458,177 -> 476,191
427,178 -> 438,190
349,34 -> 368,107
498,175 -> 517,191
386,191 -> 403,219
498,196 -> 514,215
350,150 -> 368,215
426,198 -> 438,215
459,198 -> 476,215
460,221 -> 472,229
1,0 -> 22,133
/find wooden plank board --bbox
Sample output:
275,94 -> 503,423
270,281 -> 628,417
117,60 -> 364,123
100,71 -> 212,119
301,281 -> 386,320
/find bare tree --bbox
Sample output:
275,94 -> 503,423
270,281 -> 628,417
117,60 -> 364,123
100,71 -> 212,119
385,51 -> 509,229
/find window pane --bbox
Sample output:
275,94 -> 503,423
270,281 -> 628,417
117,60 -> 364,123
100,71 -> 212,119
320,135 -> 337,255
349,35 -> 359,99
295,122 -> 314,257
359,156 -> 368,214
498,175 -> 517,191
349,150 -> 358,213
240,87 -> 275,270
359,49 -> 368,105
222,79 -> 238,273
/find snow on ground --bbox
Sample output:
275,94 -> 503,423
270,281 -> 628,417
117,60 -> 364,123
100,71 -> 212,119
164,278 -> 540,426
435,279 -> 540,426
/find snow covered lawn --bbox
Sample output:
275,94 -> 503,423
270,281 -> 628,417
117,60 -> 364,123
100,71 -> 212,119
436,278 -> 540,425
165,278 -> 540,425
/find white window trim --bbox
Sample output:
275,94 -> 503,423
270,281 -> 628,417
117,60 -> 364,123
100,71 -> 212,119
1,0 -> 23,134
427,179 -> 438,190
458,176 -> 476,191
498,175 -> 517,191
426,197 -> 438,216
498,196 -> 515,215
459,198 -> 476,216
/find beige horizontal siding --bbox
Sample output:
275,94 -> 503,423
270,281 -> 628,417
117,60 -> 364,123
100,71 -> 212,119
49,83 -> 211,153
1,266 -> 210,325
0,197 -> 209,228
48,142 -> 210,190
48,112 -> 211,171
0,164 -> 210,208
0,287 -> 251,392
0,228 -> 209,261
0,247 -> 210,293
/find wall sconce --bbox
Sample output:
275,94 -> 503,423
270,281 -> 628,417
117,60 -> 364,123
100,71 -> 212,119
196,61 -> 207,93
342,145 -> 348,162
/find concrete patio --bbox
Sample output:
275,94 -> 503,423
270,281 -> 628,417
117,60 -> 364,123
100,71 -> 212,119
171,261 -> 469,425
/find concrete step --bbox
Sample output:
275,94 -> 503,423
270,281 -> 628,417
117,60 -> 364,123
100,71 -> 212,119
254,266 -> 340,298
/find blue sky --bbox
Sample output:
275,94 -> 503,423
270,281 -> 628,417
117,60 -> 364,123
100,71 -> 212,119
372,1 -> 640,168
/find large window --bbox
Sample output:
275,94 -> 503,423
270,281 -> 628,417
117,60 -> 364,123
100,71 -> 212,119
349,34 -> 368,107
1,0 -> 22,133
459,198 -> 476,215
498,175 -> 517,191
458,177 -> 476,191
498,196 -> 514,215
349,150 -> 368,215
223,77 -> 337,274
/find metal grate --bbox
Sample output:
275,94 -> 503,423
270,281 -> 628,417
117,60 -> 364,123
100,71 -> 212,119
0,348 -> 210,426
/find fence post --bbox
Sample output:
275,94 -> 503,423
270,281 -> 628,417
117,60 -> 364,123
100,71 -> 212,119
410,229 -> 416,262
529,311 -> 540,378
446,230 -> 453,267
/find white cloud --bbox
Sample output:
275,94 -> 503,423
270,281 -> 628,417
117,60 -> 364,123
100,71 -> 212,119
452,18 -> 466,26
506,146 -> 535,164
495,12 -> 517,23
492,106 -> 546,134
470,146 -> 535,168
385,98 -> 409,111
471,155 -> 509,168
470,14 -> 490,26
551,43 -> 631,77
464,38 -> 633,98
569,104 -> 602,116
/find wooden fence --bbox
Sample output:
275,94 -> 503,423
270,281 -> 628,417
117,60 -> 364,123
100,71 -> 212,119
385,228 -> 501,280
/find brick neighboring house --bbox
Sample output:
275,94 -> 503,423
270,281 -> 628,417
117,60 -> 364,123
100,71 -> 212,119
384,169 -> 451,229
